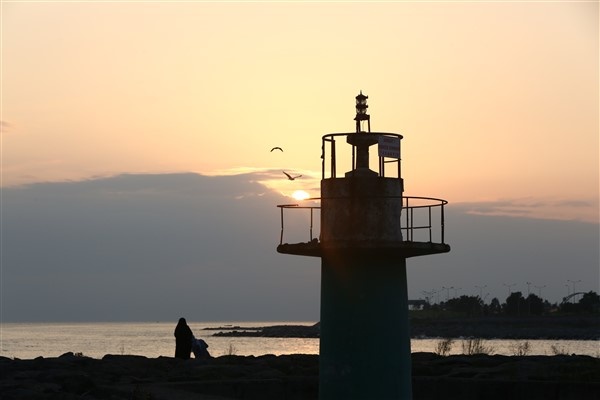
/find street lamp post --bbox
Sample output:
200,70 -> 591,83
534,285 -> 546,298
475,285 -> 487,299
567,279 -> 582,295
422,290 -> 434,306
567,280 -> 582,303
442,286 -> 453,302
503,283 -> 516,298
454,287 -> 462,298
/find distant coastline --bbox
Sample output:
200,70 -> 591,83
208,315 -> 600,340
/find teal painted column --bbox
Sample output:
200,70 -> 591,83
319,254 -> 411,400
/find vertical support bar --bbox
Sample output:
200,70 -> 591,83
410,207 -> 414,242
279,207 -> 284,245
332,139 -> 337,178
398,139 -> 402,179
310,208 -> 314,241
441,204 -> 445,244
428,206 -> 432,242
322,140 -> 325,180
405,198 -> 410,242
351,140 -> 355,174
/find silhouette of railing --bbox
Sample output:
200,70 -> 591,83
321,132 -> 403,179
277,196 -> 447,246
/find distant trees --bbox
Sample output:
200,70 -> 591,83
527,294 -> 545,315
486,298 -> 501,315
579,291 -> 600,313
444,295 -> 483,316
503,292 -> 547,316
503,292 -> 524,316
560,291 -> 600,314
414,290 -> 599,317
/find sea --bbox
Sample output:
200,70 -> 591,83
1,321 -> 598,360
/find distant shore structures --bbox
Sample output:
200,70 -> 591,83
276,92 -> 450,399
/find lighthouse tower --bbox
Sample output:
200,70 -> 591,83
277,93 -> 450,399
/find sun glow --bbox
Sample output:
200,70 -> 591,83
291,190 -> 310,201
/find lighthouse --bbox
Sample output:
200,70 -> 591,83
277,93 -> 450,399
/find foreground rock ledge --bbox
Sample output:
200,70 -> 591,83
1,352 -> 598,400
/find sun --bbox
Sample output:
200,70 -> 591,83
291,190 -> 310,201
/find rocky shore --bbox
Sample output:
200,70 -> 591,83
209,315 -> 599,340
208,323 -> 320,338
2,352 -> 598,399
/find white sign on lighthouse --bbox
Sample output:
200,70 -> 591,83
378,135 -> 400,158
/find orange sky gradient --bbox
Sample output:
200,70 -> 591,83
2,1 -> 598,222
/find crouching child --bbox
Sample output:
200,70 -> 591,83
192,337 -> 212,360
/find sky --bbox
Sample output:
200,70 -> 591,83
1,1 -> 598,322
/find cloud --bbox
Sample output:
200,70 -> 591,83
555,199 -> 596,208
2,173 -> 598,322
1,172 -> 321,322
452,197 -> 599,222
210,168 -> 322,200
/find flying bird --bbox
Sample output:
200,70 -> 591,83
283,171 -> 302,180
270,147 -> 283,152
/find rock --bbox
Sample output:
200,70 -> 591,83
0,353 -> 598,399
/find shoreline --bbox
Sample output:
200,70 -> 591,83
207,315 -> 600,340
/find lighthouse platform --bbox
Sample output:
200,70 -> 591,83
276,195 -> 450,258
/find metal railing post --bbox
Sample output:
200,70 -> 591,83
278,196 -> 446,247
410,207 -> 414,242
405,197 -> 410,242
321,141 -> 325,179
441,204 -> 445,244
310,208 -> 314,241
332,139 -> 337,178
428,206 -> 432,242
280,207 -> 284,245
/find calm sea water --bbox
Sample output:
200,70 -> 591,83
1,322 -> 598,360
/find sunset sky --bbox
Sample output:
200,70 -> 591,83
1,1 -> 598,322
3,1 -> 598,219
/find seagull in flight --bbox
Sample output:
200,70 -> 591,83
283,171 -> 302,180
270,147 -> 283,152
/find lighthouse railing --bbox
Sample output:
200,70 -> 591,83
277,196 -> 447,246
321,132 -> 403,179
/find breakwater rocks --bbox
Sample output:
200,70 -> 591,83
2,352 -> 599,400
209,315 -> 599,340
209,323 -> 320,338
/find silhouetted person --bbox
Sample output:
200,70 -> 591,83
174,317 -> 193,359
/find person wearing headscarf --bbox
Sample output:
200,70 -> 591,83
174,317 -> 193,359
